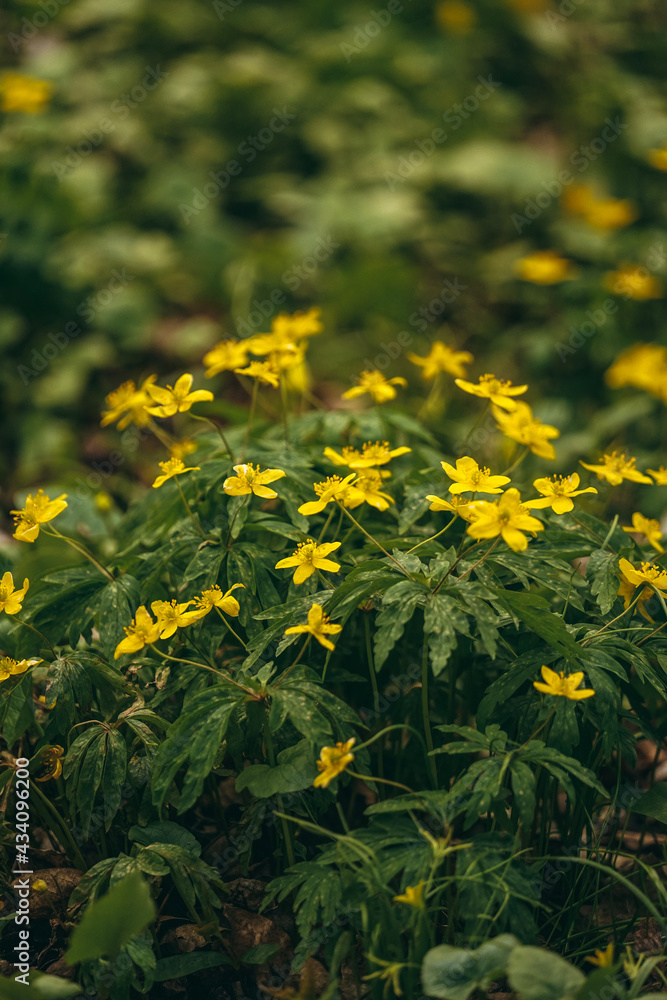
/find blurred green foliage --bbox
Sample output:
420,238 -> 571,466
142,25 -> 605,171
1,0 -> 666,500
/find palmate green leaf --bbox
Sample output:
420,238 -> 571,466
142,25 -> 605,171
630,782 -> 667,824
27,567 -> 106,648
102,729 -> 127,830
586,549 -> 619,615
0,673 -> 34,747
269,688 -> 332,740
424,593 -> 469,676
236,739 -> 317,797
182,540 -> 225,588
45,653 -> 125,734
373,580 -> 426,670
92,574 -> 141,660
66,871 -> 155,965
493,590 -> 580,658
477,650 -> 548,730
510,760 -> 536,829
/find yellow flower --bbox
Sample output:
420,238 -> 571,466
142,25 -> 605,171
393,880 -> 426,908
0,657 -> 41,683
618,558 -> 667,621
1,73 -> 53,113
298,474 -> 358,515
441,456 -> 510,495
193,583 -> 244,617
604,266 -> 662,301
580,452 -> 651,486
324,441 -> 411,470
492,402 -> 559,460
426,494 -> 478,521
583,198 -> 637,232
647,144 -> 667,171
203,338 -> 250,377
12,490 -> 68,543
533,666 -> 595,701
223,463 -> 286,499
342,371 -> 407,404
605,343 -> 667,400
523,474 -> 597,514
515,250 -> 574,285
152,458 -> 201,489
313,737 -> 355,788
648,467 -> 667,485
31,879 -> 49,894
95,491 -> 113,512
455,373 -> 528,411
587,944 -> 615,968
170,438 -> 198,461
35,746 -> 64,782
345,471 -> 394,512
101,375 -> 157,429
114,605 -> 161,659
234,360 -> 280,387
0,573 -> 29,615
466,488 -> 544,552
623,512 -> 664,553
436,0 -> 476,32
271,307 -> 323,340
276,540 -> 342,584
285,602 -> 343,651
407,341 -> 473,380
561,183 -> 596,217
145,373 -> 214,418
151,599 -> 202,639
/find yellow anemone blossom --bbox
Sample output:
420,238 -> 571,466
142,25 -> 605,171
618,559 -> 667,597
426,494 -> 478,521
234,360 -> 280,387
151,599 -> 202,639
35,746 -> 64,782
12,490 -> 68,543
101,375 -> 157,429
604,266 -> 662,301
203,338 -> 249,377
524,474 -> 597,514
623,512 -> 664,553
145,373 -> 214,418
275,540 -> 342,584
466,488 -> 544,552
342,371 -> 407,404
114,605 -> 161,659
580,452 -> 651,486
223,463 -> 286,499
455,373 -> 528,411
441,456 -> 510,495
436,0 -> 476,33
323,441 -> 411,469
152,458 -> 201,488
313,738 -> 355,788
393,881 -> 426,908
0,573 -> 29,615
533,666 -> 595,701
586,944 -> 615,968
1,74 -> 53,114
345,471 -> 394,512
515,250 -> 573,285
492,402 -> 559,461
648,467 -> 667,485
298,474 -> 358,515
561,186 -> 636,231
285,602 -> 343,651
605,343 -> 667,400
407,341 -> 473,380
271,307 -> 323,340
0,657 -> 41,683
170,438 -> 198,461
647,144 -> 667,171
193,583 -> 244,618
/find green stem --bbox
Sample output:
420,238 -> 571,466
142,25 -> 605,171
263,718 -> 295,867
458,401 -> 490,454
364,615 -> 383,788
347,770 -> 413,794
454,535 -> 501,584
176,477 -> 206,538
150,646 -> 254,696
214,606 -> 248,650
317,506 -> 336,544
406,516 -> 457,554
421,642 -> 438,788
31,783 -> 87,870
13,617 -> 57,659
189,412 -> 236,463
336,503 -> 409,576
44,528 -> 114,581
276,634 -> 312,686
501,445 -> 529,478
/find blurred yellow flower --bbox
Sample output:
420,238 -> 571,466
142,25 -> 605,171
648,467 -> 667,485
562,185 -> 636,231
194,583 -> 244,617
12,490 -> 68,543
271,307 -> 323,340
441,456 -> 510,494
276,540 -> 342,584
408,341 -> 473,380
580,452 -> 651,486
152,458 -> 200,488
313,738 -> 355,788
285,602 -> 343,651
35,746 -> 64,782
515,250 -> 574,285
0,573 -> 29,615
586,944 -> 615,968
146,373 -> 214,418
534,666 -> 594,701
342,370 -> 407,404
298,474 -> 358,515
455,373 -> 528,411
101,376 -> 157,429
234,360 -> 280,387
324,441 -> 410,469
466,488 -> 543,552
223,463 -> 286,499
203,338 -> 250,377
1,73 -> 53,113
493,401 -> 559,460
605,343 -> 667,400
524,474 -> 597,514
436,0 -> 476,32
151,599 -> 201,639
623,512 -> 664,553
647,144 -> 667,171
170,438 -> 198,461
393,880 -> 426,908
604,266 -> 662,300
0,656 -> 41,683
114,605 -> 161,658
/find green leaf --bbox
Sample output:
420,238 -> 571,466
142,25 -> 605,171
507,945 -> 585,1000
494,590 -> 580,658
129,821 -> 202,856
66,872 -> 155,965
630,782 -> 667,824
0,974 -> 82,999
510,760 -> 536,829
93,575 -> 141,659
241,943 -> 281,964
424,593 -> 468,677
235,739 -> 317,797
421,935 -> 519,1000
374,581 -> 425,670
587,550 -> 619,615
153,952 -> 232,982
